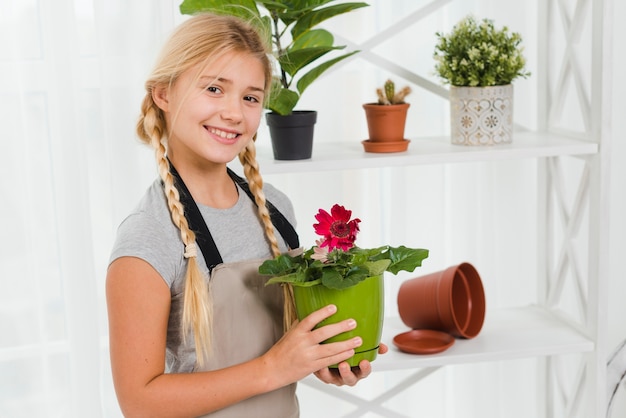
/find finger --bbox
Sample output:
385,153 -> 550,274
297,304 -> 337,331
378,343 -> 389,354
336,361 -> 359,386
356,360 -> 372,378
314,367 -> 343,385
315,337 -> 360,362
311,318 -> 357,344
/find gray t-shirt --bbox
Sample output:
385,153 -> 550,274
109,177 -> 297,369
110,177 -> 296,291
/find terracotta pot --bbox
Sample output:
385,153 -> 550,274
363,103 -> 410,142
397,262 -> 486,339
293,275 -> 384,367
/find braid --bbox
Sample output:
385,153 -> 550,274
142,94 -> 213,367
136,93 -> 165,145
239,138 -> 297,331
239,137 -> 280,257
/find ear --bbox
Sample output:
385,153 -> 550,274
152,85 -> 170,112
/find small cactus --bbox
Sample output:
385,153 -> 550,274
376,79 -> 411,105
384,79 -> 395,102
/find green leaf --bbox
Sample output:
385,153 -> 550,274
260,0 -> 335,26
291,29 -> 334,50
319,267 -> 344,288
383,246 -> 429,275
363,259 -> 391,276
258,252 -> 303,275
296,49 -> 358,95
291,278 -> 323,287
278,45 -> 339,76
267,87 -> 299,115
291,2 -> 369,40
178,1 -> 272,48
266,271 -> 305,285
180,0 -> 260,19
265,271 -> 322,286
321,265 -> 369,289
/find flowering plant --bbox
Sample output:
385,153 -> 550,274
259,204 -> 429,290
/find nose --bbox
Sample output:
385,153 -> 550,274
220,96 -> 243,123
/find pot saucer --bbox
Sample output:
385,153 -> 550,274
393,330 -> 454,354
362,139 -> 410,153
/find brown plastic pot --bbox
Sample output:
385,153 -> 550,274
397,262 -> 486,339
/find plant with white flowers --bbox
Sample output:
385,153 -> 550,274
434,15 -> 530,87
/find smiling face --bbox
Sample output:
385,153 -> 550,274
153,51 -> 266,169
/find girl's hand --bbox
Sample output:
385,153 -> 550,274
314,343 -> 389,386
262,304 -> 365,388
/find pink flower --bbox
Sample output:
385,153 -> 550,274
313,204 -> 361,251
310,239 -> 329,262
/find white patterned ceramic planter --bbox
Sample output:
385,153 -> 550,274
449,84 -> 513,145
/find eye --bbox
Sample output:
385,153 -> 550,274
244,95 -> 261,103
206,85 -> 222,94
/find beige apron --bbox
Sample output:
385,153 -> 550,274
194,258 -> 299,418
167,163 -> 302,417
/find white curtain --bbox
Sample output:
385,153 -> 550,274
0,0 -> 181,416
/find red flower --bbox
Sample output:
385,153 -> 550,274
313,204 -> 361,251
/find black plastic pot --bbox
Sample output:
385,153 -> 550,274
265,111 -> 317,160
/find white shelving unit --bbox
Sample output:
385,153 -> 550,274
255,133 -> 597,174
299,308 -> 596,418
379,307 -> 594,369
256,0 -> 612,416
259,132 -> 605,417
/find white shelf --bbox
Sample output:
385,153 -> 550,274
255,132 -> 598,175
375,305 -> 594,371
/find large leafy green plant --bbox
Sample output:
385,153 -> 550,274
259,204 -> 429,290
433,15 -> 530,87
180,0 -> 369,115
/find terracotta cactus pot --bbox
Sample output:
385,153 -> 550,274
397,262 -> 486,339
362,103 -> 410,142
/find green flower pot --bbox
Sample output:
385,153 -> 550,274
293,275 -> 384,368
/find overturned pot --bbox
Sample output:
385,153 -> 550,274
397,262 -> 486,339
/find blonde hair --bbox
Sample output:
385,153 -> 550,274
135,13 -> 295,367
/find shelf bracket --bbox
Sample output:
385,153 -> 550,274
300,366 -> 441,418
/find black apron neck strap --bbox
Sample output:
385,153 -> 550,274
167,162 -> 300,273
168,163 -> 223,272
226,168 -> 300,250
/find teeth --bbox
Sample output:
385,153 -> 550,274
209,127 -> 237,139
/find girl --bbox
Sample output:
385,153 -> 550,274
106,13 -> 386,418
